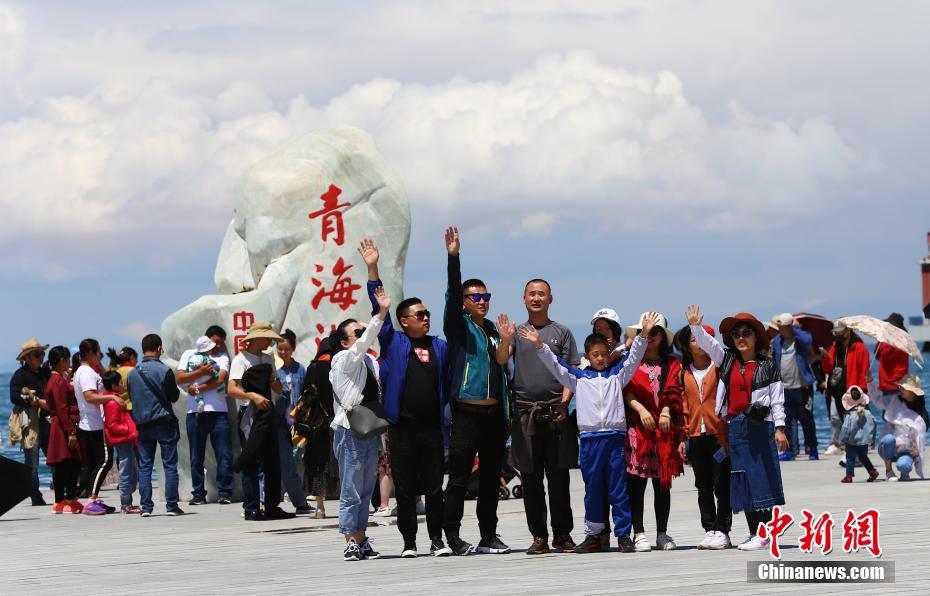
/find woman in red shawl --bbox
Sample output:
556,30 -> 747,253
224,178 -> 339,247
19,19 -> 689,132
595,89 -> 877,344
45,346 -> 84,513
623,312 -> 683,552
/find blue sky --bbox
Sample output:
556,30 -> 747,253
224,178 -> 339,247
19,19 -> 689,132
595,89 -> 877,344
1,1 -> 929,370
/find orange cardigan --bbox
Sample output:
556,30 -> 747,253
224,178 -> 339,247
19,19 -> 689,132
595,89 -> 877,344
680,365 -> 728,452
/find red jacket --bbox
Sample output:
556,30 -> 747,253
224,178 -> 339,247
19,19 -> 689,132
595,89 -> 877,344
875,343 -> 909,391
103,392 -> 138,446
46,372 -> 82,465
822,339 -> 870,391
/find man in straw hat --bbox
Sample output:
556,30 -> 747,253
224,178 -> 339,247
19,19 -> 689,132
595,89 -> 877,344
227,320 -> 295,520
10,338 -> 51,506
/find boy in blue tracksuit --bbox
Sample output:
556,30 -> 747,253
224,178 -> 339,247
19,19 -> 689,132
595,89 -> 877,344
359,239 -> 453,558
520,311 -> 659,553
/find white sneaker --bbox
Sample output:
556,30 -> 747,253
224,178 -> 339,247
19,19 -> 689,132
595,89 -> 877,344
885,470 -> 897,482
737,535 -> 770,551
706,531 -> 731,550
823,444 -> 842,456
372,507 -> 392,517
656,533 -> 677,551
633,535 -> 651,552
401,546 -> 417,558
697,530 -> 715,550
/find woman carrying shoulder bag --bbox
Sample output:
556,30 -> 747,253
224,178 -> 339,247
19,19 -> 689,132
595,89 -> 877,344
331,285 -> 390,561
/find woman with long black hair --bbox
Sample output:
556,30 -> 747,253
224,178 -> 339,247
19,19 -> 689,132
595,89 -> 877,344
686,305 -> 788,551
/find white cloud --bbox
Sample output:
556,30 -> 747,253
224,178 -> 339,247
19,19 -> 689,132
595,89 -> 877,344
114,321 -> 157,340
0,49 -> 866,256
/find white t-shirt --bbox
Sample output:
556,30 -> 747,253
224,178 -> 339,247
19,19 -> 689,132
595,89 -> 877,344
229,350 -> 276,406
178,350 -> 230,414
690,363 -> 713,434
73,364 -> 105,431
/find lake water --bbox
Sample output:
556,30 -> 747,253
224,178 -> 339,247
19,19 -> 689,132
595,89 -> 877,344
3,364 -> 929,486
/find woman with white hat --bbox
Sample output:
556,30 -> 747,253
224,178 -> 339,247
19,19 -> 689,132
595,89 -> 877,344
685,306 -> 788,552
622,311 -> 684,552
10,338 -> 51,506
872,374 -> 926,481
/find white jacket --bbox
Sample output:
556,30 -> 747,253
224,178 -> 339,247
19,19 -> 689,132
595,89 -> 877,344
330,316 -> 384,431
534,336 -> 646,434
690,324 -> 786,427
872,391 -> 926,479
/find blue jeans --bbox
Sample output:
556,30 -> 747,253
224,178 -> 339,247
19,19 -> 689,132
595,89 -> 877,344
23,446 -> 42,502
114,442 -> 139,507
138,421 -> 180,513
274,395 -> 307,507
878,434 -> 914,475
186,412 -> 235,499
579,433 -> 631,537
333,426 -> 379,535
844,444 -> 875,477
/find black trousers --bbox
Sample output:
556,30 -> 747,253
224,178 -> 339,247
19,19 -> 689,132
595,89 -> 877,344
520,422 -> 573,539
237,407 -> 281,513
746,508 -> 773,535
389,417 -> 445,545
78,429 -> 113,498
443,404 -> 507,540
626,474 -> 670,534
688,434 -> 731,533
53,459 -> 81,502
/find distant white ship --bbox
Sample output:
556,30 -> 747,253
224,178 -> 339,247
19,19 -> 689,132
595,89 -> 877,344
913,232 -> 930,348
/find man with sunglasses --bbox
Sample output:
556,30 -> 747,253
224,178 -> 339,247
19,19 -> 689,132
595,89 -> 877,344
359,239 -> 453,558
441,226 -> 511,556
11,338 -> 51,506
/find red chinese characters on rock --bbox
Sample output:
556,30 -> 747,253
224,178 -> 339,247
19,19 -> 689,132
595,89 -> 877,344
311,258 -> 361,311
308,184 -> 350,246
757,506 -> 794,560
842,509 -> 882,557
232,311 -> 256,355
315,323 -> 337,349
798,509 -> 834,555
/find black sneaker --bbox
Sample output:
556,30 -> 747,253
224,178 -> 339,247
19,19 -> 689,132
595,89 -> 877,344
599,528 -> 611,550
244,510 -> 264,521
344,540 -> 362,561
188,495 -> 206,506
430,537 -> 452,557
552,534 -> 576,552
526,536 -> 550,555
618,535 -> 635,553
573,534 -> 603,554
166,507 -> 185,516
476,536 -> 511,554
264,507 -> 296,520
218,496 -> 232,505
294,505 -> 315,515
100,502 -> 117,514
401,542 -> 417,558
447,535 -> 473,556
360,537 -> 380,559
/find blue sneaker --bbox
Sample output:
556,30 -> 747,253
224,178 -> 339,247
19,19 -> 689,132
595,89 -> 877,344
778,451 -> 795,462
808,448 -> 819,461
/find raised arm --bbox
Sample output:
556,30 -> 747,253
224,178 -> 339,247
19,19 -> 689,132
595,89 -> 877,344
687,305 -> 725,366
443,227 -> 466,341
340,288 -> 389,370
520,325 -> 578,392
496,313 -> 516,365
614,335 -> 647,387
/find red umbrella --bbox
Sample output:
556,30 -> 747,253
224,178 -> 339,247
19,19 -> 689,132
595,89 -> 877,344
793,312 -> 835,351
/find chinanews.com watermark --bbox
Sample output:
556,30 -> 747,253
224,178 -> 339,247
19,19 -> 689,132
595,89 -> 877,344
747,506 -> 895,584
748,561 -> 894,584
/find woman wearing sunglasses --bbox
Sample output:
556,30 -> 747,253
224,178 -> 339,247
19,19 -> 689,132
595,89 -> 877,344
621,312 -> 684,552
685,305 -> 788,552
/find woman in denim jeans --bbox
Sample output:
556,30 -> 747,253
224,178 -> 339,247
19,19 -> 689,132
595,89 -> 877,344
330,286 -> 390,561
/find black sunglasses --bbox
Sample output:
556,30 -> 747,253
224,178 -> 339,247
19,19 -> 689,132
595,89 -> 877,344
352,328 -> 364,339
648,328 -> 662,337
404,310 -> 431,321
464,293 -> 492,303
729,328 -> 755,340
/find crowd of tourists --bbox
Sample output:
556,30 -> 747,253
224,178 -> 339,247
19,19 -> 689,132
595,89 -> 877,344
8,228 -> 928,561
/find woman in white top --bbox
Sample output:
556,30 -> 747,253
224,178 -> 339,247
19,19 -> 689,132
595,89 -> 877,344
331,286 -> 389,561
873,374 -> 926,481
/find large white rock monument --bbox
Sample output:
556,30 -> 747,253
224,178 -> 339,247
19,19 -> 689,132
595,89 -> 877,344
159,126 -> 410,500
